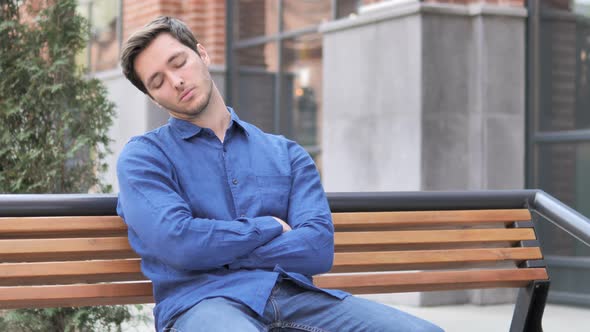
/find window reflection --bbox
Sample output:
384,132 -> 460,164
234,43 -> 279,134
282,0 -> 331,31
79,0 -> 120,72
282,35 -> 323,148
236,0 -> 278,40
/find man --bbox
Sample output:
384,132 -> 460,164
117,16 -> 443,332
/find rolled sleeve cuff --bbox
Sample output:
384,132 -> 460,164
253,216 -> 283,243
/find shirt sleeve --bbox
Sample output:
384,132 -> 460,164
117,138 -> 283,271
228,140 -> 334,276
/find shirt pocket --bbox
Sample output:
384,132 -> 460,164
256,175 -> 292,219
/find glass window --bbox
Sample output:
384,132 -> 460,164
534,141 -> 590,299
537,9 -> 590,131
282,0 -> 331,32
79,0 -> 120,72
542,0 -> 571,10
281,34 -> 323,148
233,43 -> 279,133
531,0 -> 590,305
534,142 -> 590,256
574,18 -> 590,129
231,0 -> 336,167
337,0 -> 360,18
236,0 -> 279,40
549,265 -> 590,295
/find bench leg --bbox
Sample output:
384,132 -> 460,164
510,280 -> 550,332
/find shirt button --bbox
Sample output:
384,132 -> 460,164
232,179 -> 238,185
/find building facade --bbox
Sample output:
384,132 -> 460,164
84,0 -> 590,307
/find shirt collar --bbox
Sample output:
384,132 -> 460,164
168,107 -> 249,140
228,107 -> 249,136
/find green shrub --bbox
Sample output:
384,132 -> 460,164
0,0 -> 113,193
0,1 -> 137,331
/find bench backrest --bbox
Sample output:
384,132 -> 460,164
0,209 -> 548,309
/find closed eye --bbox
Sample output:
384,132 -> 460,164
151,76 -> 163,89
173,56 -> 187,68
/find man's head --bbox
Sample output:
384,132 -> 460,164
121,16 -> 215,121
121,16 -> 199,95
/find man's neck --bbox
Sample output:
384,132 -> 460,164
188,87 -> 231,142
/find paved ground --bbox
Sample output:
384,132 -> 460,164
394,303 -> 589,332
122,301 -> 589,331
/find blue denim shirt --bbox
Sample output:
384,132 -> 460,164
116,108 -> 348,331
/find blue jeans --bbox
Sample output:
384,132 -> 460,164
167,277 -> 444,332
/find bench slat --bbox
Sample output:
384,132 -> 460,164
0,229 -> 536,262
314,268 -> 549,294
331,247 -> 543,273
0,237 -> 137,262
333,209 -> 531,230
335,229 -> 536,251
0,216 -> 126,237
0,209 -> 533,236
0,282 -> 154,309
0,259 -> 146,286
0,268 -> 549,309
0,247 -> 543,285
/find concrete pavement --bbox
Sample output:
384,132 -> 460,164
392,302 -> 589,332
121,301 -> 589,331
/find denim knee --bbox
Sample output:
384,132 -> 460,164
169,297 -> 264,332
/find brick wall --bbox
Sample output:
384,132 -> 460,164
123,0 -> 226,65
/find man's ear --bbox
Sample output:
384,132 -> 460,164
196,43 -> 211,66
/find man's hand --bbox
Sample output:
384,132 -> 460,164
272,217 -> 292,233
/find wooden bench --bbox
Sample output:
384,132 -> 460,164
0,192 -> 553,331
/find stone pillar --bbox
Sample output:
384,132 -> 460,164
320,0 -> 527,305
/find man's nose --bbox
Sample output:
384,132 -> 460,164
171,74 -> 185,91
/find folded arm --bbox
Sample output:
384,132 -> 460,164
117,139 -> 283,271
229,141 -> 335,276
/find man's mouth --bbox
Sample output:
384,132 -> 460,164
180,88 -> 195,102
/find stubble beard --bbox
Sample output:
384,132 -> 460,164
171,79 -> 213,121
187,79 -> 214,117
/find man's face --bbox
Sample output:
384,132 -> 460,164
134,33 -> 213,121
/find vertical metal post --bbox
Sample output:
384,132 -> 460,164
525,0 -> 540,189
331,0 -> 338,20
225,0 -> 234,105
274,0 -> 284,134
116,0 -> 123,59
